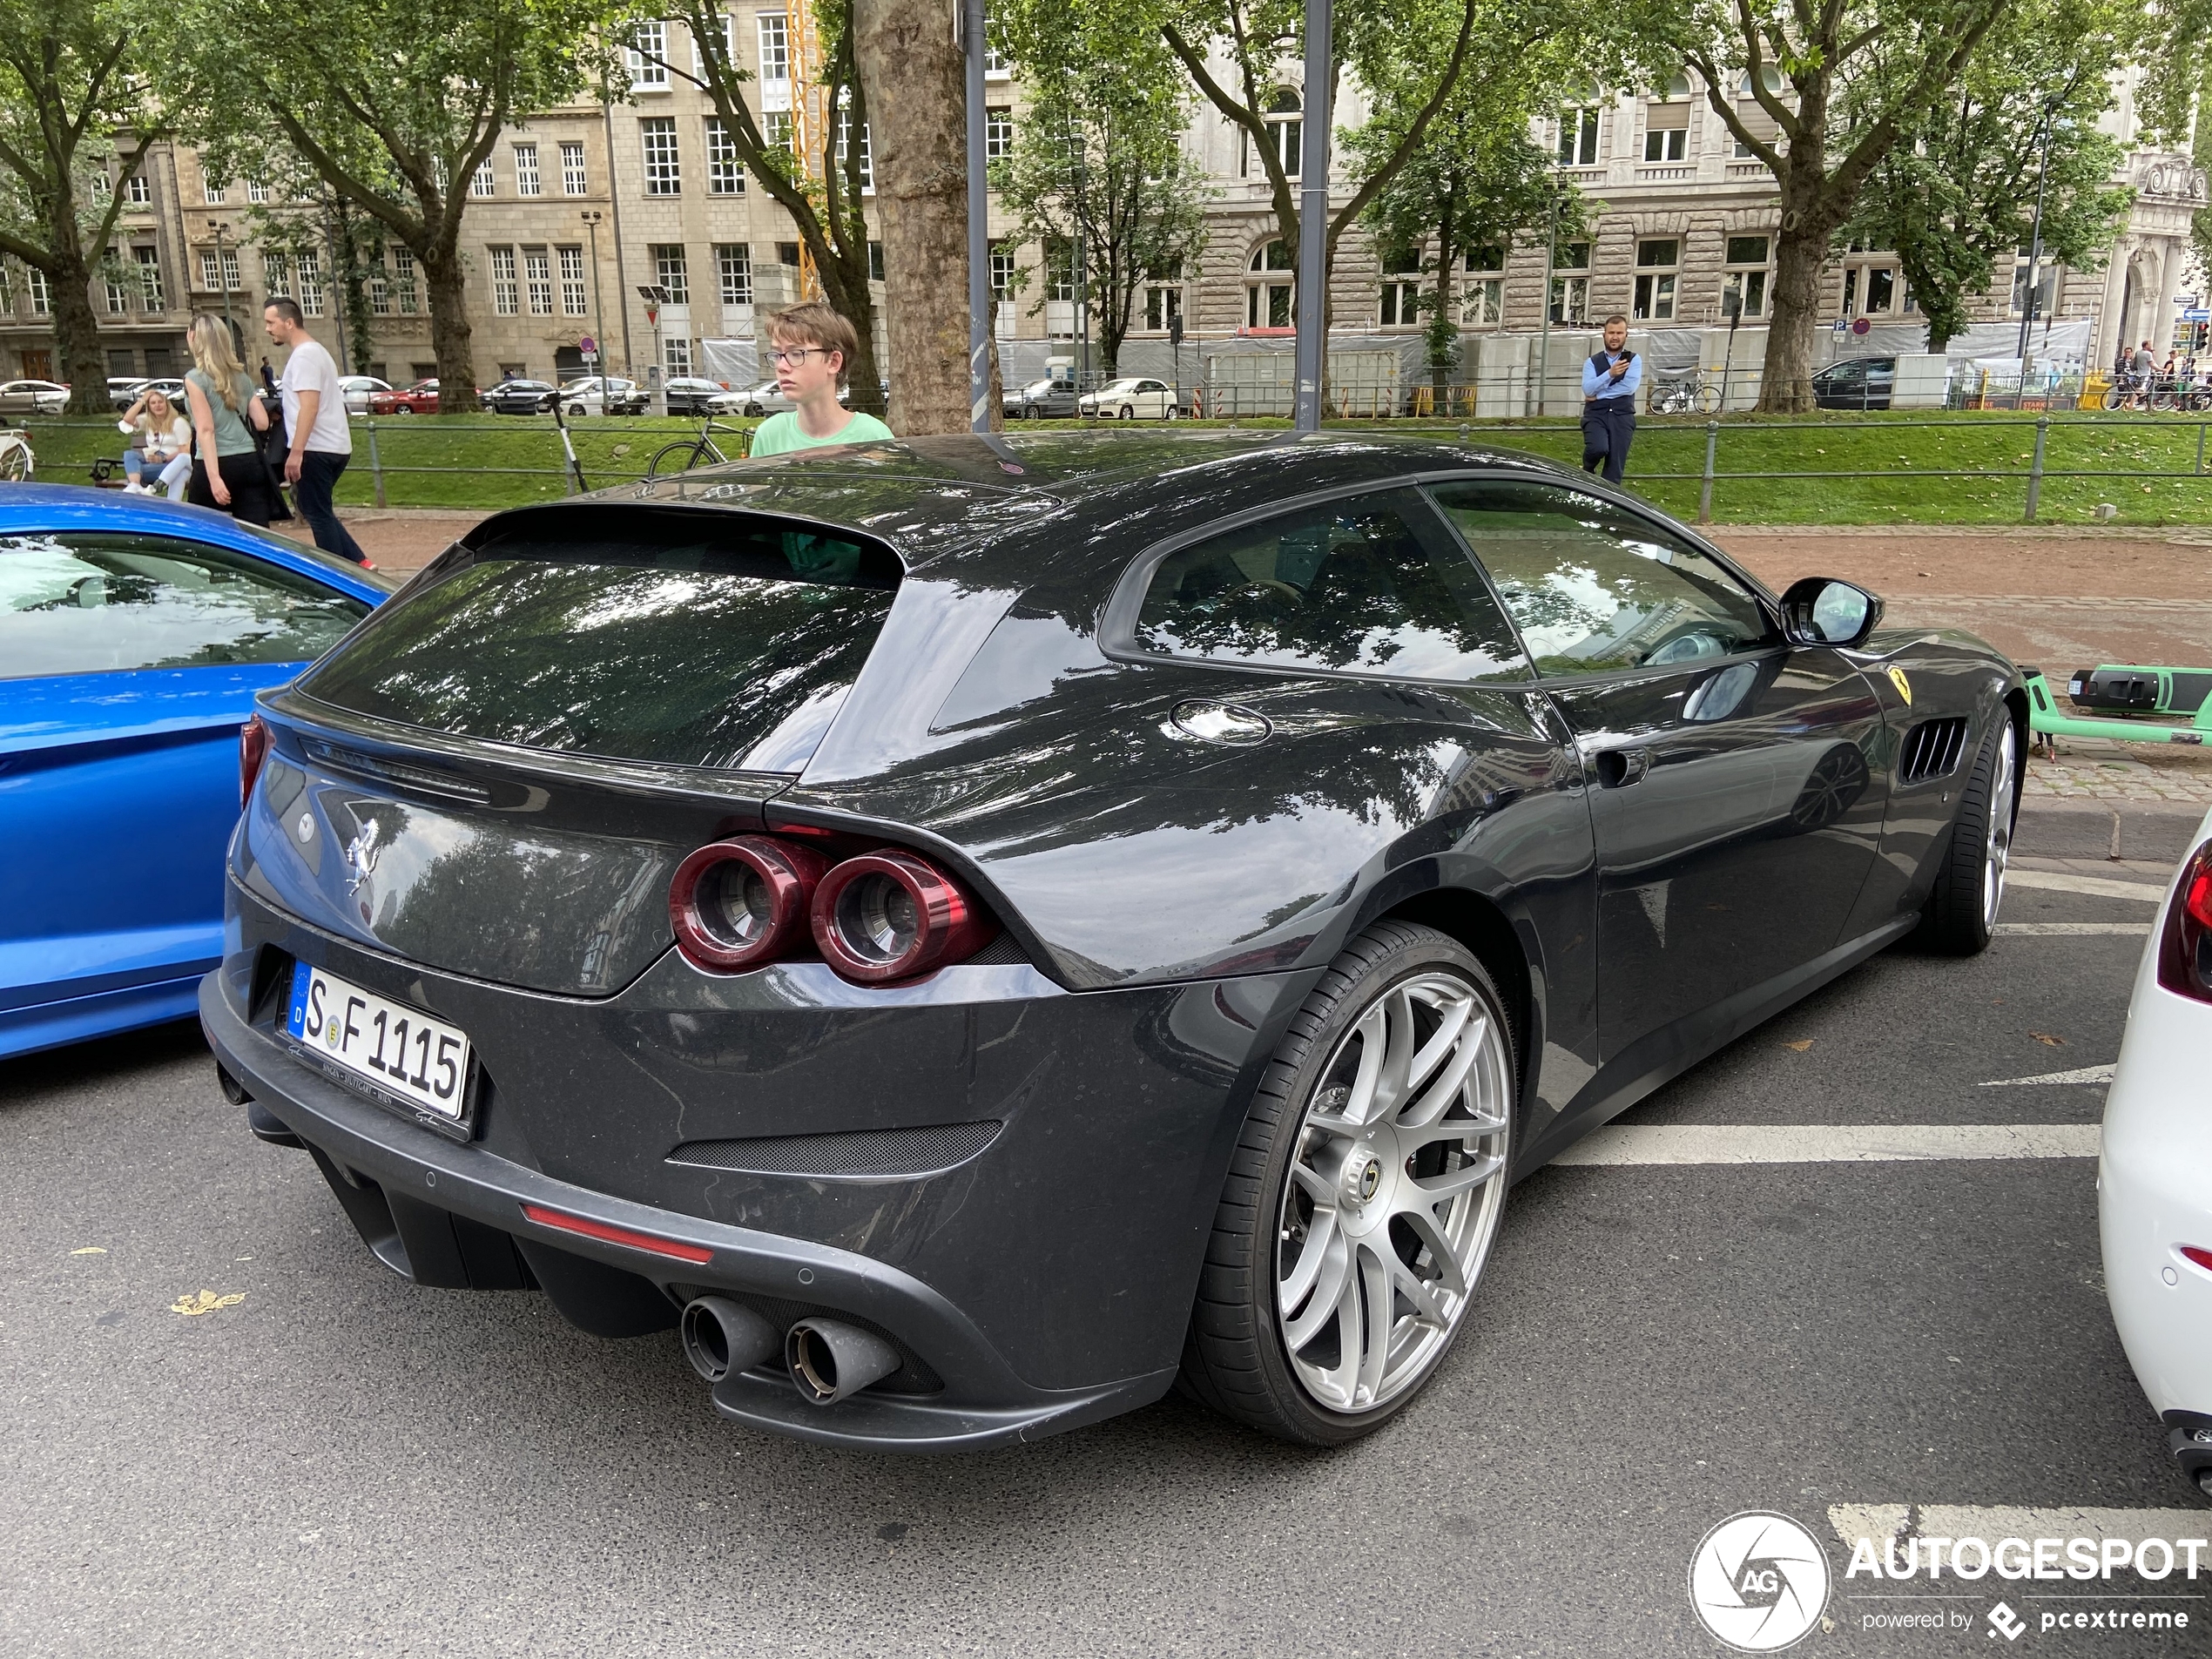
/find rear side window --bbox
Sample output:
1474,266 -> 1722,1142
0,531 -> 369,680
297,510 -> 900,772
1127,488 -> 1527,683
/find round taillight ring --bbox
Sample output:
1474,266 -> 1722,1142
669,836 -> 828,972
811,850 -> 991,985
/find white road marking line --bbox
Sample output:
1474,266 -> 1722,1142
1993,921 -> 2151,936
1553,1123 -> 2099,1164
2008,870 -> 2168,902
1979,1064 -> 2118,1087
1832,1505 -> 2212,1554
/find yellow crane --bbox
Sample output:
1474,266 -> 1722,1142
785,0 -> 826,301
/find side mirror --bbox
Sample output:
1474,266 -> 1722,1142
1780,577 -> 1883,648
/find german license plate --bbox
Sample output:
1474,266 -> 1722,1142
285,960 -> 471,1126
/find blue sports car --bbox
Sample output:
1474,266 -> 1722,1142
2,486 -> 392,1058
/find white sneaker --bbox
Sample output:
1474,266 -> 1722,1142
122,482 -> 145,493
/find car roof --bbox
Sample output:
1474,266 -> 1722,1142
0,484 -> 395,602
478,430 -> 1595,577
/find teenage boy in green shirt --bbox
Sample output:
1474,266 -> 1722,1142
746,301 -> 894,456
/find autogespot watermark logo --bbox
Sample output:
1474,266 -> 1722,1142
1689,1512 -> 1833,1651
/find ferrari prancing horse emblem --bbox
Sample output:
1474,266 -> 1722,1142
1886,666 -> 1913,705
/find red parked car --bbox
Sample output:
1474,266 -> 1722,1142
368,380 -> 440,415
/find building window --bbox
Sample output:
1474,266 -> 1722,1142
868,240 -> 884,282
629,19 -> 669,87
1246,239 -> 1294,329
1460,245 -> 1504,325
1379,246 -> 1423,327
1143,266 -> 1183,333
559,245 -> 588,315
837,94 -> 872,190
705,118 -> 744,194
1643,125 -> 1687,162
104,260 -> 129,314
1734,67 -> 1785,158
125,172 -> 151,206
1549,240 -> 1590,325
472,158 -> 496,197
28,266 -> 51,315
561,141 -> 588,195
1046,238 -> 1074,305
984,44 -> 1011,77
641,117 -> 681,194
514,143 -> 541,196
202,176 -> 226,205
653,244 -> 689,304
295,249 -> 322,316
691,11 -> 737,76
757,13 -> 789,91
764,111 -> 794,156
717,243 -> 752,307
1557,108 -> 1600,166
524,246 -> 553,315
368,247 -> 392,315
246,178 -> 270,203
390,246 -> 417,313
261,251 -> 289,299
489,246 -> 517,315
664,335 -> 691,377
985,107 -> 1014,159
1644,74 -> 1692,162
134,246 -> 164,312
992,242 -> 1018,336
1722,234 -> 1770,318
1244,88 -> 1301,179
1632,238 -> 1680,321
2010,242 -> 2056,320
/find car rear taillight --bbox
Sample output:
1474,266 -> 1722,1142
239,715 -> 269,806
811,849 -> 997,984
669,835 -> 829,971
2182,1246 -> 2212,1273
2156,840 -> 2212,1005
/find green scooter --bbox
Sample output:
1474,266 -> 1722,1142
2022,662 -> 2212,752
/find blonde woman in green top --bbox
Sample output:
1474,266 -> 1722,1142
183,314 -> 277,525
746,302 -> 894,456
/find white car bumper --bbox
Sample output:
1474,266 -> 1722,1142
2099,804 -> 2212,1492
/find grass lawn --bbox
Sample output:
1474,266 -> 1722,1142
19,407 -> 2212,525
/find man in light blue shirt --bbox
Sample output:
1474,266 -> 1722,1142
1581,314 -> 1640,484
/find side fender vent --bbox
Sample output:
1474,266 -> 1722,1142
1898,716 -> 1969,785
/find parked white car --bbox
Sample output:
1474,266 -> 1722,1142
337,375 -> 392,415
2100,799 -> 2212,1503
737,380 -> 852,417
1076,376 -> 1183,420
556,377 -> 646,415
0,380 -> 71,416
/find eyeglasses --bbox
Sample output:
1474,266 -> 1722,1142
767,347 -> 830,368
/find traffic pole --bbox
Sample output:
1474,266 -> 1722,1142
1291,0 -> 1332,433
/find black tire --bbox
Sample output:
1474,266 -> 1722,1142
1179,920 -> 1517,1446
646,439 -> 715,479
1919,715 -> 2018,955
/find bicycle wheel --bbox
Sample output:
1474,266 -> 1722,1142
0,442 -> 30,482
1697,383 -> 1724,414
2152,385 -> 2178,413
2103,385 -> 2127,412
647,440 -> 719,478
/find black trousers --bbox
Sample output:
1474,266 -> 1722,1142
1581,399 -> 1635,484
185,451 -> 275,526
294,449 -> 369,563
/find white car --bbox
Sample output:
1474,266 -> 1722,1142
1077,377 -> 1182,420
2100,800 -> 2212,1503
738,380 -> 850,417
556,376 -> 645,415
0,380 -> 71,416
337,375 -> 392,416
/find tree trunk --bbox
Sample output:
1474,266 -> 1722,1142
419,246 -> 480,408
1757,167 -> 1838,414
50,248 -> 110,416
852,0 -> 990,435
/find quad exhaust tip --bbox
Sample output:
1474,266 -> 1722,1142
786,1318 -> 900,1406
680,1296 -> 779,1385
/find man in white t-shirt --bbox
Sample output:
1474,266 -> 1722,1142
264,298 -> 368,565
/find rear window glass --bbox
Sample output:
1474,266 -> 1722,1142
0,531 -> 371,679
296,511 -> 900,772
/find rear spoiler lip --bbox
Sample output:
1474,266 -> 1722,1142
255,681 -> 799,816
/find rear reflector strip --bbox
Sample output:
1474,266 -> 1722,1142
520,1202 -> 714,1264
2182,1246 -> 2212,1274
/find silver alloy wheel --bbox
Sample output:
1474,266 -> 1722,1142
1275,970 -> 1513,1413
1982,720 -> 2017,930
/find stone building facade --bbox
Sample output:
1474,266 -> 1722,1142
1,30 -> 2201,396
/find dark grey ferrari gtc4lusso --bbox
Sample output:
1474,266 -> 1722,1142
201,429 -> 2024,1451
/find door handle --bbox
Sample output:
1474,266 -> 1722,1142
1594,747 -> 1649,788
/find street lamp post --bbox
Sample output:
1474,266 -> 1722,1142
1531,186 -> 1561,417
1290,0 -> 1332,433
322,193 -> 350,374
581,210 -> 610,414
2015,96 -> 2062,385
963,0 -> 991,433
637,284 -> 670,414
212,221 -> 234,339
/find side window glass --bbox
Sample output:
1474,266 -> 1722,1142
0,532 -> 370,681
1428,480 -> 1772,676
1129,489 -> 1529,683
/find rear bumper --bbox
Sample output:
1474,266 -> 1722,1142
202,879 -> 1318,1449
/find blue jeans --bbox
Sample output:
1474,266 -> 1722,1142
293,449 -> 368,564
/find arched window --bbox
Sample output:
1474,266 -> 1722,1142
1737,66 -> 1784,98
1246,239 -> 1294,329
1645,73 -> 1693,161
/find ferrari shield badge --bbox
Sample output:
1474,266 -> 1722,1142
1886,666 -> 1912,705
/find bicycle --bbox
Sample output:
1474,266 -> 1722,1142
1648,373 -> 1724,415
647,412 -> 752,479
0,427 -> 34,482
